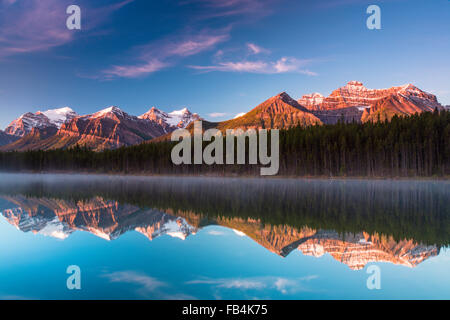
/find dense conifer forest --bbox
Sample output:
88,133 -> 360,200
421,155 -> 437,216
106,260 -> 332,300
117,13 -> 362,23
0,110 -> 449,177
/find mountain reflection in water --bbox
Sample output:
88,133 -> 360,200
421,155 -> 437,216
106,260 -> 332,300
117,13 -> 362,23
0,174 -> 447,271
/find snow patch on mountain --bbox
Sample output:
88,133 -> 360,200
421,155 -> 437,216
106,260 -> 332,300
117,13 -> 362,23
41,107 -> 78,128
298,93 -> 325,107
137,217 -> 197,241
233,112 -> 246,119
37,216 -> 73,240
157,217 -> 196,240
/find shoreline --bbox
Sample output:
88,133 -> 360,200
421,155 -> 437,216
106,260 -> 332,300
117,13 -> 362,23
0,170 -> 449,181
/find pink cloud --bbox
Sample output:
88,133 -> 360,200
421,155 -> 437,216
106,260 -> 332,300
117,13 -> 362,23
167,34 -> 230,57
101,30 -> 230,79
190,57 -> 317,75
181,0 -> 278,19
0,0 -> 133,58
247,43 -> 269,55
95,0 -> 278,80
103,59 -> 169,79
0,0 -> 71,57
314,0 -> 380,9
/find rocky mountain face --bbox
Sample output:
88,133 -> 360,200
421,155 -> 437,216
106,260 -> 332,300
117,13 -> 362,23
297,81 -> 442,123
299,81 -> 441,111
311,107 -> 365,125
155,91 -> 324,142
201,215 -> 439,270
0,195 -> 439,270
361,92 -> 439,122
5,107 -> 78,137
216,92 -> 322,131
214,81 -> 442,130
295,230 -> 438,270
2,126 -> 59,151
0,130 -> 19,146
5,112 -> 53,137
297,92 -> 325,109
48,106 -> 168,151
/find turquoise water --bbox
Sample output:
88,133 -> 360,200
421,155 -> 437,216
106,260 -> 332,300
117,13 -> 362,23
0,174 -> 448,300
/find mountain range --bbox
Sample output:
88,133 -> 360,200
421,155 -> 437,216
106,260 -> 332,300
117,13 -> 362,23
1,106 -> 200,151
0,81 -> 445,151
0,195 -> 439,270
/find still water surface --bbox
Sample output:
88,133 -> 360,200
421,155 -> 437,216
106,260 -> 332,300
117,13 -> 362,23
0,174 -> 448,299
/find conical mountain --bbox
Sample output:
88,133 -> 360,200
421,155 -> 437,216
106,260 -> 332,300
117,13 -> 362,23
216,92 -> 322,131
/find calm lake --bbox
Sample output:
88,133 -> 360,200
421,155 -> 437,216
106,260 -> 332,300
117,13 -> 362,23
0,174 -> 448,300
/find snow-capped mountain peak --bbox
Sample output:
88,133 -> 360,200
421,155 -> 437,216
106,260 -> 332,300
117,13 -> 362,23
40,107 -> 78,128
139,106 -> 200,130
90,106 -> 127,119
167,108 -> 199,127
169,107 -> 188,116
399,83 -> 424,95
5,107 -> 78,137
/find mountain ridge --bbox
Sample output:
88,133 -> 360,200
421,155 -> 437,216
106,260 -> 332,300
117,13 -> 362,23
0,81 -> 444,151
0,106 -> 200,151
298,81 -> 442,123
215,91 -> 323,131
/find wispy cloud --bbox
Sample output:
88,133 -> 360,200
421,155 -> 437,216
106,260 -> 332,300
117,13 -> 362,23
0,0 -> 71,58
247,43 -> 269,55
2,0 -> 18,5
104,271 -> 166,292
314,0 -> 379,9
0,293 -> 34,300
96,0 -> 280,80
166,33 -> 230,57
103,270 -> 196,300
180,0 -> 278,20
208,113 -> 228,118
0,0 -> 133,58
273,277 -> 318,294
190,57 -> 317,75
187,275 -> 319,294
103,60 -> 169,79
101,30 -> 230,79
187,278 -> 266,290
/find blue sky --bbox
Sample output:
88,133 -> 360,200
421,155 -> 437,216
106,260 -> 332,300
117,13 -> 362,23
0,0 -> 449,129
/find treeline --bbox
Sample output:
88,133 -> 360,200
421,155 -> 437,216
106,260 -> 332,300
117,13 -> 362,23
0,110 -> 449,177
